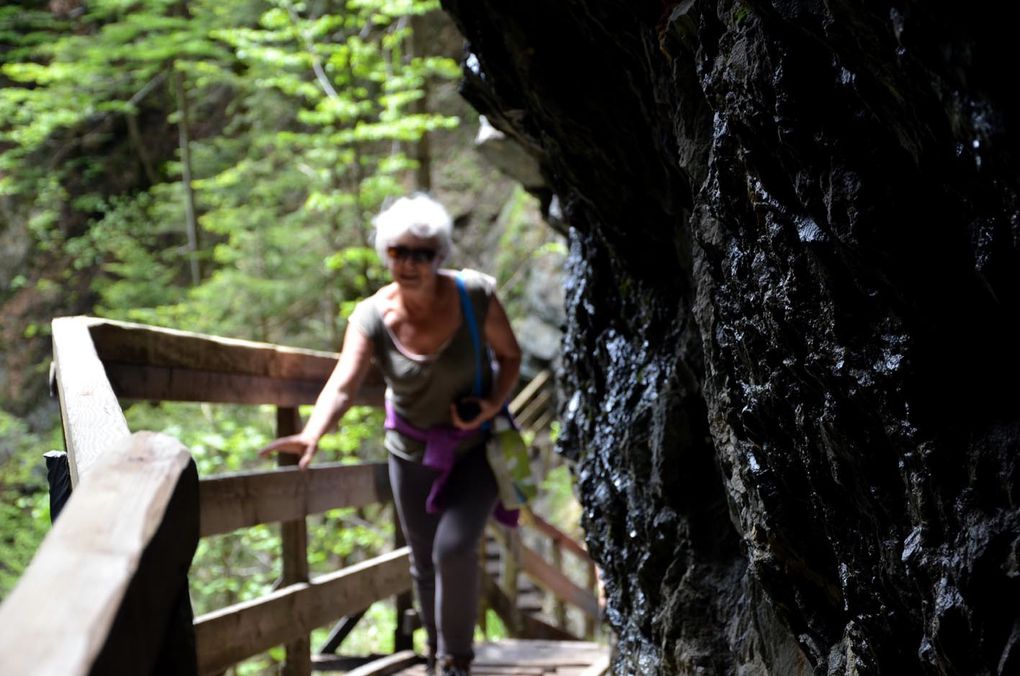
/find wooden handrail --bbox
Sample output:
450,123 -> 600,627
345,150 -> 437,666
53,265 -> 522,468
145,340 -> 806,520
86,316 -> 385,406
0,431 -> 198,675
489,525 -> 599,621
88,317 -> 336,379
518,544 -> 600,619
51,316 -> 131,486
199,462 -> 391,537
523,509 -> 591,560
509,368 -> 551,414
479,568 -> 577,642
509,369 -> 554,431
194,548 -> 412,675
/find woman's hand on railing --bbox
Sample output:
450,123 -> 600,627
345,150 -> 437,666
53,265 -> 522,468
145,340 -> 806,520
259,434 -> 319,470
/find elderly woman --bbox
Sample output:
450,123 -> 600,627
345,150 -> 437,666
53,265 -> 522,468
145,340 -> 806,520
261,194 -> 521,676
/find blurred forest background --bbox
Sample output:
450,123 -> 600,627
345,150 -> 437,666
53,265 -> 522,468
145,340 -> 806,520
0,1 -> 574,670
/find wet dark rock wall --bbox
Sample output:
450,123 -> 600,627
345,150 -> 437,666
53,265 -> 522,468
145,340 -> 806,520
440,1 -> 1020,673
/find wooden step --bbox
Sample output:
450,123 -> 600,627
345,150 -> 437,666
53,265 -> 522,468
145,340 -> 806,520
355,639 -> 609,676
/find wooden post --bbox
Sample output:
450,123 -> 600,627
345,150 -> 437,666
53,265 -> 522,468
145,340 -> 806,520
585,561 -> 598,639
551,540 -> 567,631
477,537 -> 489,637
277,406 -> 311,676
94,435 -> 200,676
502,527 -> 521,636
392,506 -> 415,652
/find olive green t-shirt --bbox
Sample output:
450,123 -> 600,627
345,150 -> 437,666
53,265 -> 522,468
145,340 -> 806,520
349,269 -> 495,461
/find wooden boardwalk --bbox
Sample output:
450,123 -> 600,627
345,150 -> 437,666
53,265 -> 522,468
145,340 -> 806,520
4,319 -> 608,676
342,640 -> 609,676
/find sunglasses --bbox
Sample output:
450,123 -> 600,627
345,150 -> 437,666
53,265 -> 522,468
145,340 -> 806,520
387,245 -> 438,264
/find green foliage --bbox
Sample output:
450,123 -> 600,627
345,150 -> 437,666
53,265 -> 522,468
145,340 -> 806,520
1,0 -> 459,346
493,186 -> 565,316
2,0 -> 595,661
121,400 -> 394,667
538,464 -> 584,542
476,608 -> 509,642
1,1 -> 463,661
0,409 -> 56,599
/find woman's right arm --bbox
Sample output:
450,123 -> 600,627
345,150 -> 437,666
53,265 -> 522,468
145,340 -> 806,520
259,321 -> 374,469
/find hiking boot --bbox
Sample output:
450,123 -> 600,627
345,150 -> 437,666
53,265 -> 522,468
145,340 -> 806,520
439,655 -> 472,676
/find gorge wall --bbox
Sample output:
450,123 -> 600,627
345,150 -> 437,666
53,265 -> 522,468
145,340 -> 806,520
439,1 -> 1020,673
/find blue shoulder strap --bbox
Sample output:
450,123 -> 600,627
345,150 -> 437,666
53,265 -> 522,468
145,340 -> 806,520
455,273 -> 483,397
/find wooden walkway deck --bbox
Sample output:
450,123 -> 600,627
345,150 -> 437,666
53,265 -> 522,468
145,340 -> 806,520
6,320 -> 608,676
340,640 -> 610,676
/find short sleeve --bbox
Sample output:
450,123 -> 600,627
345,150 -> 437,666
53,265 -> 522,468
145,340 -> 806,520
347,297 -> 380,340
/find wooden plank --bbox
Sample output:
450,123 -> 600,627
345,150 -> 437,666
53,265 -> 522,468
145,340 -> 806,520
199,462 -> 391,536
51,316 -> 131,486
87,317 -> 384,403
523,510 -> 591,561
104,362 -> 313,406
577,653 -> 611,676
310,653 -> 387,671
519,546 -> 600,620
469,666 -> 545,675
103,362 -> 385,407
88,317 -> 339,379
509,369 -> 551,415
531,410 -> 555,433
515,388 -> 553,430
194,548 -> 412,674
342,650 -> 420,676
0,431 -> 195,676
395,667 -> 428,676
472,639 -> 606,666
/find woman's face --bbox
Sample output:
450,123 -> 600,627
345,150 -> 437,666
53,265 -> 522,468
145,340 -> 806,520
386,234 -> 441,289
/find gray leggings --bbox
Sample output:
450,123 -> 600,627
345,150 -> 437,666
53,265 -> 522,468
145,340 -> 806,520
388,444 -> 498,660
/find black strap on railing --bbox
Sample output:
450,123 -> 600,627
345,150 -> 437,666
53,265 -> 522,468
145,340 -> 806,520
44,450 -> 73,523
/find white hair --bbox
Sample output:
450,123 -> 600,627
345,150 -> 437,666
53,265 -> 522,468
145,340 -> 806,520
373,193 -> 453,262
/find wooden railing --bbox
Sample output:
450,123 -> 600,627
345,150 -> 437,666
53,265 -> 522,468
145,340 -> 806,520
0,317 -> 200,675
193,461 -> 409,674
482,511 -> 600,642
483,374 -> 601,642
0,316 -> 599,675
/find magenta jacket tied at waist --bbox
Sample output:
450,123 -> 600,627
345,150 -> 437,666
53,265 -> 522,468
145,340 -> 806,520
384,400 -> 519,527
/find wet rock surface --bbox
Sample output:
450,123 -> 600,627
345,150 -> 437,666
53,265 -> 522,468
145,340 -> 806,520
440,0 -> 1020,673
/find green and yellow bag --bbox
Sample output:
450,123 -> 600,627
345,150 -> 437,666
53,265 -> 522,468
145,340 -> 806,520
487,412 -> 537,510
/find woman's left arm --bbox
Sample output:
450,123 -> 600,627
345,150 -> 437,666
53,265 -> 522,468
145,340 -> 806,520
451,291 -> 522,429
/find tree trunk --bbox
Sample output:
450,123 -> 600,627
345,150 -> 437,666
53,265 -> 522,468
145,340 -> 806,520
173,67 -> 201,287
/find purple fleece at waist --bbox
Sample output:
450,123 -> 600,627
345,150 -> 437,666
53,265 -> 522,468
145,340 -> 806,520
384,400 -> 518,527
